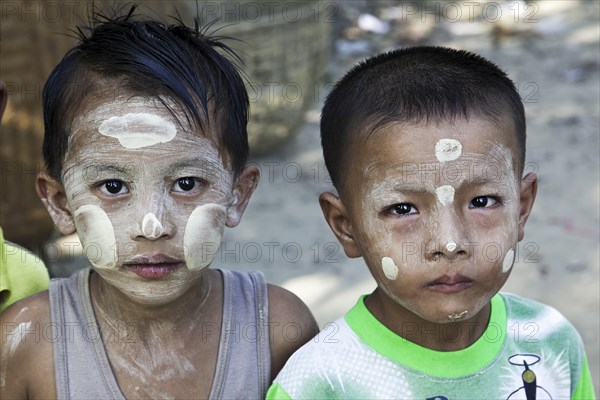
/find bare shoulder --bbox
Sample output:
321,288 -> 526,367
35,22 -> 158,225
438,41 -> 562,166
267,284 -> 319,380
1,291 -> 57,399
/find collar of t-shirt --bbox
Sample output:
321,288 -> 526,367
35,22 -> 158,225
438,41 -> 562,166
345,293 -> 506,378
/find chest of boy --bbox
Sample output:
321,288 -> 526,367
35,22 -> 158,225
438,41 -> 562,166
294,343 -> 572,400
104,335 -> 220,399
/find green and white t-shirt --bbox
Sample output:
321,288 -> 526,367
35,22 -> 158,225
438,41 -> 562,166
268,293 -> 595,399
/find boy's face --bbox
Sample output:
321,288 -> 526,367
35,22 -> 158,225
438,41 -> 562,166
321,116 -> 536,324
38,96 -> 257,305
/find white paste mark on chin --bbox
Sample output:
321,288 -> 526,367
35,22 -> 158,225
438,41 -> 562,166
448,311 -> 468,321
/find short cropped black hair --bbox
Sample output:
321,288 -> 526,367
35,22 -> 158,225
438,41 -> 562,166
321,46 -> 526,191
43,5 -> 249,180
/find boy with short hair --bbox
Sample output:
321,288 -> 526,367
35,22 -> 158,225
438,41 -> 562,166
268,47 -> 596,399
1,8 -> 317,399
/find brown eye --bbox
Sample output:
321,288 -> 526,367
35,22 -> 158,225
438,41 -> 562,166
471,197 -> 488,208
469,196 -> 499,208
390,203 -> 416,215
173,177 -> 205,193
100,180 -> 128,195
176,177 -> 195,191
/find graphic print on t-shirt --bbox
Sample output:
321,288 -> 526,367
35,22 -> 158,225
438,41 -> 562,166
502,352 -> 570,399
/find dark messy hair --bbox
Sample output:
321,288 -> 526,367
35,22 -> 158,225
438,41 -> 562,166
42,5 -> 249,179
321,46 -> 526,191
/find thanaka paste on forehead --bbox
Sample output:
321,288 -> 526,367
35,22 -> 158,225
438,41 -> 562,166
381,257 -> 399,280
141,213 -> 165,239
98,112 -> 177,149
435,185 -> 455,205
502,248 -> 515,273
73,204 -> 118,269
71,97 -> 178,150
435,138 -> 462,162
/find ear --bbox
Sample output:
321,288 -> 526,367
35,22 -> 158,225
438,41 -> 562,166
36,172 -> 76,235
319,192 -> 362,258
225,165 -> 260,227
517,172 -> 538,241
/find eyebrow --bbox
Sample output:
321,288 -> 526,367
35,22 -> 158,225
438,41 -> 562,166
372,180 -> 431,196
456,174 -> 513,189
374,174 -> 511,196
91,164 -> 137,176
164,157 -> 226,174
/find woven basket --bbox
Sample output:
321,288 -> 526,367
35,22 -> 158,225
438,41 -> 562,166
0,0 -> 331,249
149,0 -> 332,153
214,1 -> 332,153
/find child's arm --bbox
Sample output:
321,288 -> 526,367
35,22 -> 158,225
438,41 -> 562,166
0,292 -> 57,399
267,284 -> 319,380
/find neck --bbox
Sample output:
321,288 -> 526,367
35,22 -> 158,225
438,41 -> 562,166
88,269 -> 221,396
365,288 -> 491,352
89,269 -> 215,337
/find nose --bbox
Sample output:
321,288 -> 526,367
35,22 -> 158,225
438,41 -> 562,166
425,208 -> 469,262
141,213 -> 166,239
132,193 -> 175,241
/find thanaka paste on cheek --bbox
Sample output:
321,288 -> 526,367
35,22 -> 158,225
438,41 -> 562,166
435,138 -> 462,162
184,203 -> 226,271
73,204 -> 118,269
381,257 -> 399,280
141,213 -> 165,239
502,248 -> 515,273
435,185 -> 455,205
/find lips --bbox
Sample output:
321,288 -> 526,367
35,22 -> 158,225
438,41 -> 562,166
427,274 -> 473,293
122,254 -> 184,279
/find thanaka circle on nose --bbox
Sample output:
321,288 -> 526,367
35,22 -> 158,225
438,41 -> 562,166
446,242 -> 457,252
141,212 -> 165,239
